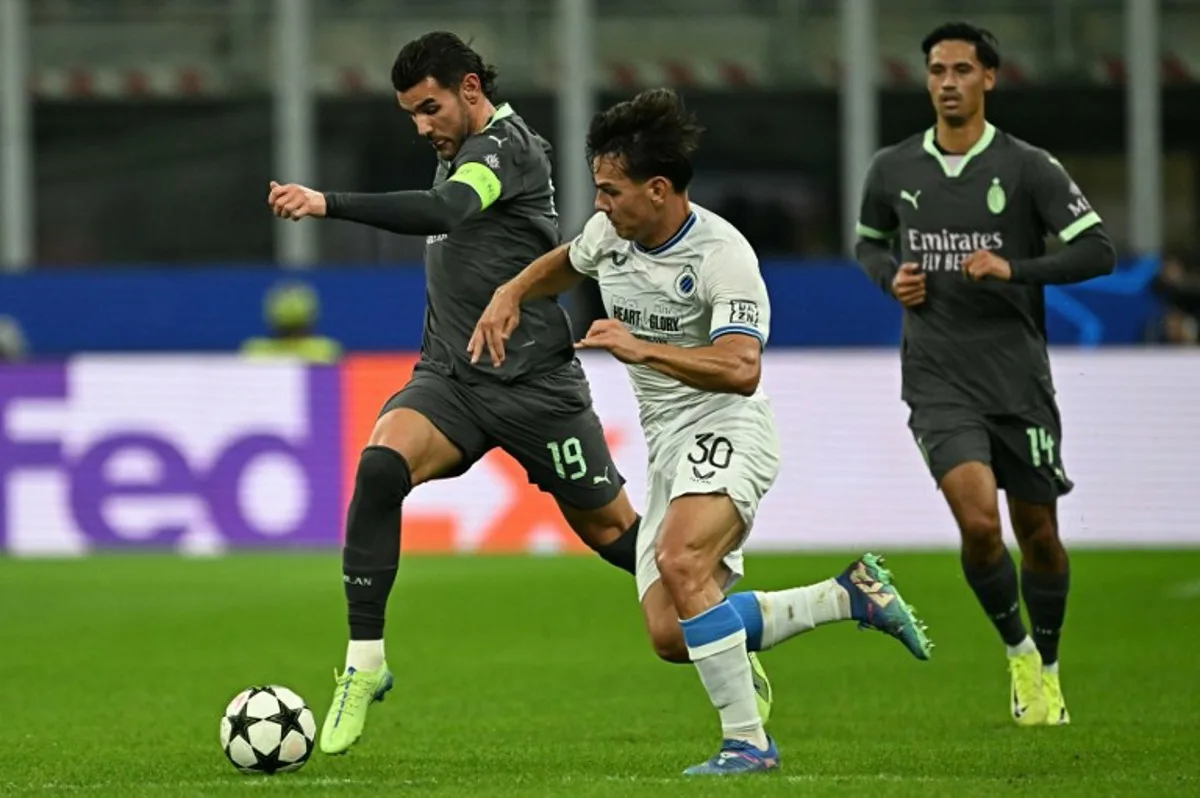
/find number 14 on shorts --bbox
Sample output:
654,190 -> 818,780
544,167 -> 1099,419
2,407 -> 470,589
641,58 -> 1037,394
1025,426 -> 1056,468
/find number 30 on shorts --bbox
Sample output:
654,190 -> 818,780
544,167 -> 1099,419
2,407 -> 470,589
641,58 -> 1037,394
688,433 -> 734,479
546,437 -> 588,480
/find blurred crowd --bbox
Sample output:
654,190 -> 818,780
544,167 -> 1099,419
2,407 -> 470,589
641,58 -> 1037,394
1154,251 -> 1200,345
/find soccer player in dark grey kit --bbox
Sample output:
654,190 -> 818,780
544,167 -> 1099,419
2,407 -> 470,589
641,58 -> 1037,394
854,22 -> 1116,727
267,32 -> 645,754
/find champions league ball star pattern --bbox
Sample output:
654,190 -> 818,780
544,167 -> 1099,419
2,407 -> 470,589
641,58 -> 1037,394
220,686 -> 317,774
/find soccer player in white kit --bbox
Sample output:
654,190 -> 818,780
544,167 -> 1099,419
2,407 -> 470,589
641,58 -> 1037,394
469,88 -> 933,775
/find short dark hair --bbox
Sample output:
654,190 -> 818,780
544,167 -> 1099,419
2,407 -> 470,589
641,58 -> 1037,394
586,88 -> 705,191
921,22 -> 1001,70
391,31 -> 498,98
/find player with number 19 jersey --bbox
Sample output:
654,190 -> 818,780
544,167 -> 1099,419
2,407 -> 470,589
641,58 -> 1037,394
569,205 -> 782,599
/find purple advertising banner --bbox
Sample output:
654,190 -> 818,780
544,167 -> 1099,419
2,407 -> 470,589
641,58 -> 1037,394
0,358 -> 343,554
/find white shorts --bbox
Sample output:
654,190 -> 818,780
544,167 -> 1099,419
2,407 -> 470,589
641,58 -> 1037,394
635,397 -> 782,601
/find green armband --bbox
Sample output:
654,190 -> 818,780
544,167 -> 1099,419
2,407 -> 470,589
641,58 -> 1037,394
449,162 -> 503,210
1057,211 -> 1101,243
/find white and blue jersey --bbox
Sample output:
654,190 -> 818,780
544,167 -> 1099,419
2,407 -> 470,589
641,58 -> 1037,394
569,204 -> 781,600
568,204 -> 773,441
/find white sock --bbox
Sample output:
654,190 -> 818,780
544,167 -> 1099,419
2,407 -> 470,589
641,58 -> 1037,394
345,639 -> 385,672
679,601 -> 768,750
1006,636 -> 1038,658
690,637 -> 768,750
757,579 -> 852,649
1043,661 -> 1060,675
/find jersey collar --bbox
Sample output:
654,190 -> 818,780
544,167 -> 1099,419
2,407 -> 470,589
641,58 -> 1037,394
482,103 -> 515,131
635,211 -> 698,256
922,121 -> 996,178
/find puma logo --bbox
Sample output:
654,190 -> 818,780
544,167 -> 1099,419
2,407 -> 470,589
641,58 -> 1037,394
900,189 -> 921,210
592,467 -> 611,485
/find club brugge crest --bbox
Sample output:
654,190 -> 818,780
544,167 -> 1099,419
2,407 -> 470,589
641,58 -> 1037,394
674,265 -> 698,299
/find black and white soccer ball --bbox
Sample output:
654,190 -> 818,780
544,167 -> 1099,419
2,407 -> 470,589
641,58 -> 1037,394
220,685 -> 316,774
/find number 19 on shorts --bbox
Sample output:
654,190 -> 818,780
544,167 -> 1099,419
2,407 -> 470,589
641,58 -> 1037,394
547,437 -> 587,480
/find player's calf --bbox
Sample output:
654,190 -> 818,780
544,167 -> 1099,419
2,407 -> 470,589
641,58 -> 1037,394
343,446 -> 412,669
657,495 -> 772,760
557,496 -> 640,575
642,580 -> 775,724
943,464 -> 1032,651
1010,497 -> 1071,715
1010,499 -> 1068,573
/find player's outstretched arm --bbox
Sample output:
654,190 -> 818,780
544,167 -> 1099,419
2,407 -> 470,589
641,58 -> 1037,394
506,244 -> 585,301
268,178 -> 483,235
322,181 -> 482,236
468,245 -> 583,366
577,322 -> 762,396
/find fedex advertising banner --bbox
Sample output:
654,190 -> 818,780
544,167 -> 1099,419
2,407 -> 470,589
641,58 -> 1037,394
2,351 -> 1198,556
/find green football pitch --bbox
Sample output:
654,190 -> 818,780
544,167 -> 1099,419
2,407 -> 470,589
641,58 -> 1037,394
2,551 -> 1197,797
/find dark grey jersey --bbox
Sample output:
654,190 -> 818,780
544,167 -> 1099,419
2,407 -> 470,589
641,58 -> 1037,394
422,103 -> 575,383
857,124 -> 1105,413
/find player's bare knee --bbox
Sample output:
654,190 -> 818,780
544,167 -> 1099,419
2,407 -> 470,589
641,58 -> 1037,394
562,494 -> 636,550
572,516 -> 622,549
367,409 -> 458,485
654,538 -> 708,598
1014,515 -> 1064,570
958,509 -> 1004,565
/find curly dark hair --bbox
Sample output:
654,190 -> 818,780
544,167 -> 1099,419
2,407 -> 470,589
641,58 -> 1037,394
586,88 -> 705,191
391,31 -> 498,98
921,22 -> 1002,70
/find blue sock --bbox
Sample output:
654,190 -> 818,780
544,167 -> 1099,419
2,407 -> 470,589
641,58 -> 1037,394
728,592 -> 764,651
679,599 -> 746,654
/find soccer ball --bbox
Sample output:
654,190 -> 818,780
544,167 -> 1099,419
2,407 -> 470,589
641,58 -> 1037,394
219,685 -> 316,774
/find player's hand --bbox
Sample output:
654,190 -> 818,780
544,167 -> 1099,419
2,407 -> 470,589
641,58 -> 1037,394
575,319 -> 646,364
468,286 -> 522,367
892,262 -> 926,307
963,250 -> 1012,282
268,181 -> 327,220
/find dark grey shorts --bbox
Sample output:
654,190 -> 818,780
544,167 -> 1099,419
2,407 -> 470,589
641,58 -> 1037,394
380,362 -> 625,510
908,401 -> 1074,504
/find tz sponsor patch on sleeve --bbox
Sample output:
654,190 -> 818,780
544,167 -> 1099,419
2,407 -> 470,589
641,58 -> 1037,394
728,300 -> 760,326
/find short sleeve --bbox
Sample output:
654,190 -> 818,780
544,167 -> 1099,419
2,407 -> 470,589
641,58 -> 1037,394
568,212 -> 612,279
1026,150 -> 1103,243
703,240 -> 771,347
856,152 -> 899,242
449,132 -> 524,211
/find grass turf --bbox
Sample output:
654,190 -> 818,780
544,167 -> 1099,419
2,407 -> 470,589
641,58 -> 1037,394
1,551 -> 1197,797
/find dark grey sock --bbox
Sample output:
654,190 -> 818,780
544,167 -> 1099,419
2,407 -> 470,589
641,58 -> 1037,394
343,446 -> 411,640
1021,566 -> 1070,666
962,549 -> 1028,647
594,516 -> 639,575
